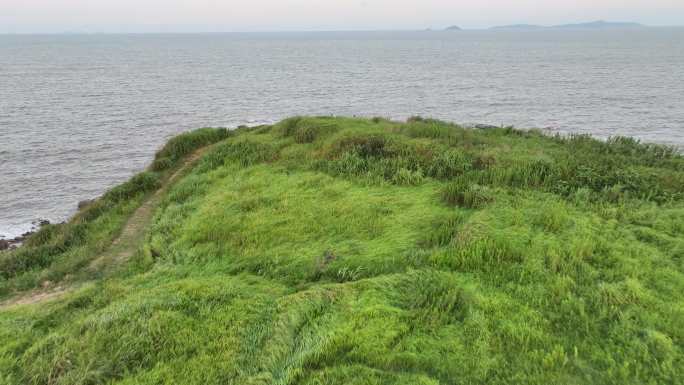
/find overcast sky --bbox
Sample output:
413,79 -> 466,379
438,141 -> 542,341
1,0 -> 683,33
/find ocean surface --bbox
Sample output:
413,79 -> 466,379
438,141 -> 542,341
1,29 -> 684,238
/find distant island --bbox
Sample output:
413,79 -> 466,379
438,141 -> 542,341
445,25 -> 462,31
491,20 -> 644,30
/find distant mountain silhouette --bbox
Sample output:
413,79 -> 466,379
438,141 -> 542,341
553,20 -> 644,29
445,25 -> 462,31
491,20 -> 644,30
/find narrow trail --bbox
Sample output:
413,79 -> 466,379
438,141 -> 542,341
0,146 -> 212,309
88,147 -> 209,271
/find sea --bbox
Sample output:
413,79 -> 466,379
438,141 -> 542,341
1,29 -> 684,239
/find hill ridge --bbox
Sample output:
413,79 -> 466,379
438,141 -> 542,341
0,116 -> 682,384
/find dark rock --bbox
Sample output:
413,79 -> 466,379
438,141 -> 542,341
13,236 -> 24,242
0,239 -> 9,251
32,218 -> 50,227
78,199 -> 94,210
22,232 -> 33,238
474,124 -> 500,130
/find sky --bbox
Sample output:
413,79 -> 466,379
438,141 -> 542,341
1,0 -> 683,33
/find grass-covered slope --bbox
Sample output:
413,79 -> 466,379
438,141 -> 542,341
1,116 -> 683,384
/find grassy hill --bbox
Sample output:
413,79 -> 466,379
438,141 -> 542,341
1,116 -> 683,384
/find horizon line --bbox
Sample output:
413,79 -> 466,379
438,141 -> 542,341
3,24 -> 684,35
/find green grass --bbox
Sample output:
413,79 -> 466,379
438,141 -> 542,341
0,128 -> 229,295
1,116 -> 683,384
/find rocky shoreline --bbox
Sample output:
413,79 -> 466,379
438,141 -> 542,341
0,199 -> 94,252
0,219 -> 51,251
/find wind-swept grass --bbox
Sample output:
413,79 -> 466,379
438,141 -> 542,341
150,128 -> 230,171
1,117 -> 682,385
442,178 -> 495,209
0,128 -> 229,295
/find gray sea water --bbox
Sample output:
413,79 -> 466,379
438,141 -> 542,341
2,29 -> 684,238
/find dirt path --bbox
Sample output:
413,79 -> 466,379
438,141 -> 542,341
3,286 -> 70,307
88,147 -> 209,271
0,146 -> 212,309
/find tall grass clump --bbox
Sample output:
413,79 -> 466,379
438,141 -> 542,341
402,119 -> 459,139
419,213 -> 466,248
558,134 -> 682,169
197,139 -> 277,171
392,167 -> 424,186
316,133 -> 438,186
395,270 -> 471,324
328,134 -> 393,159
442,178 -> 494,209
103,172 -> 160,203
151,127 -> 230,171
427,149 -> 473,179
478,158 -> 560,189
277,116 -> 339,143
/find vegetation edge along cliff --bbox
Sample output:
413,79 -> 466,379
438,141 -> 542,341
1,116 -> 682,384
